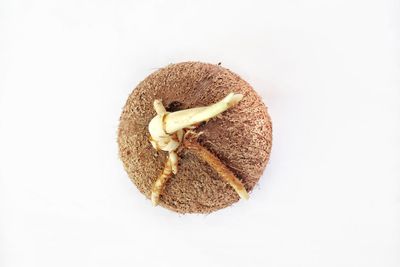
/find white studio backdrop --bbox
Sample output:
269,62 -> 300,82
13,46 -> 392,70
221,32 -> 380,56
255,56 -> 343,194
0,0 -> 399,267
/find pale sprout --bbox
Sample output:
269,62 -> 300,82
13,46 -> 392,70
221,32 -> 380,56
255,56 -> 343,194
148,93 -> 248,206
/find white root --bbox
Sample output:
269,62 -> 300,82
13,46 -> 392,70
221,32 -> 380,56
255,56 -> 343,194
148,93 -> 243,153
164,93 -> 243,134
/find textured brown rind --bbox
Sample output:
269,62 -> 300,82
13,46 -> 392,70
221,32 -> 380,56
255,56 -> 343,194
118,62 -> 272,213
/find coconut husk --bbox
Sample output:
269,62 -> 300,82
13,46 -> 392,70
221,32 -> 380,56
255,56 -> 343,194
118,62 -> 272,213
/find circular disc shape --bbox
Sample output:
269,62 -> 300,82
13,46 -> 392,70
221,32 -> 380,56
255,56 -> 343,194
118,62 -> 272,213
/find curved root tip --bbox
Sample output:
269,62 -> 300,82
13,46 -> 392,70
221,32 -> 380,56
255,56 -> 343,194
151,194 -> 159,206
227,93 -> 243,107
238,189 -> 249,200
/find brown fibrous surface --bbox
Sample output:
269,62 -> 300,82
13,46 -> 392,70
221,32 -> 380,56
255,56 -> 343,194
118,62 -> 272,213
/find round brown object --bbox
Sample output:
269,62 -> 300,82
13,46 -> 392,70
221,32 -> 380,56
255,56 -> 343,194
118,62 -> 272,213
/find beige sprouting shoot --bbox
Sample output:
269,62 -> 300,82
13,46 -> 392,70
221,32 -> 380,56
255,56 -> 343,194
148,93 -> 249,206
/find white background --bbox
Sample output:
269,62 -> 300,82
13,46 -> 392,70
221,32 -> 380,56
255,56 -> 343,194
1,0 -> 399,266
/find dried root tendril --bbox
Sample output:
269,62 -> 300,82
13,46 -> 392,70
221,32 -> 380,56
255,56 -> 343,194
183,132 -> 249,200
151,157 -> 173,206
